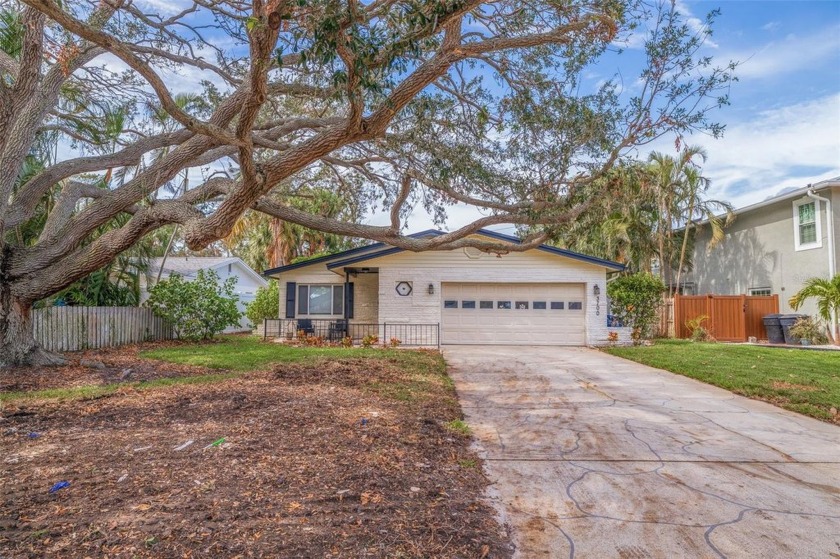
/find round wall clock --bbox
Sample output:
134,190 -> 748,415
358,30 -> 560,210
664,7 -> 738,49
395,281 -> 413,296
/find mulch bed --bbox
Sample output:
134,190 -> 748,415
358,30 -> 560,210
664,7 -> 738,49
0,348 -> 512,558
0,341 -> 210,393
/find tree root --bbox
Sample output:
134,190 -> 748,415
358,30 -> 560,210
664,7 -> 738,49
0,345 -> 66,368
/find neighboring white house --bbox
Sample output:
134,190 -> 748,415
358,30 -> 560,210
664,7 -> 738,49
263,229 -> 630,346
141,257 -> 268,333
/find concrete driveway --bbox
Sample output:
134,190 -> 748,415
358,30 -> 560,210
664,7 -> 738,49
444,346 -> 840,559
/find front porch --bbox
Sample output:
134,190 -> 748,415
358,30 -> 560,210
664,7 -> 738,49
262,317 -> 440,347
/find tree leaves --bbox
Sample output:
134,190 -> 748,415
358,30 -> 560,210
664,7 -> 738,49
146,270 -> 242,341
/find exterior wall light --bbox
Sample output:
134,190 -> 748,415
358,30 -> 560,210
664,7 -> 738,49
593,284 -> 601,296
428,283 -> 435,295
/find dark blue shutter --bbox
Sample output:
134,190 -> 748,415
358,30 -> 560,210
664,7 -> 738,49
346,282 -> 355,319
285,282 -> 296,318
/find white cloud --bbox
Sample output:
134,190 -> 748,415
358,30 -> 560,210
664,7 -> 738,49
722,24 -> 840,80
613,0 -> 719,51
133,0 -> 193,16
761,21 -> 781,32
371,92 -> 840,233
687,93 -> 840,208
364,200 -> 486,233
674,0 -> 719,49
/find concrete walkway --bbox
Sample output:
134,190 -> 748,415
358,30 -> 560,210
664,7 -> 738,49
444,346 -> 840,559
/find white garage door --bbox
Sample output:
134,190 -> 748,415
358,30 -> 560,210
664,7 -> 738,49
441,283 -> 586,345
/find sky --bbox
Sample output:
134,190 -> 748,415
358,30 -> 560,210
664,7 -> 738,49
371,0 -> 840,233
93,0 -> 840,235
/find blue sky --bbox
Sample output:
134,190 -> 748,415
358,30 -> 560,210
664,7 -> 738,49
117,0 -> 840,232
382,0 -> 840,232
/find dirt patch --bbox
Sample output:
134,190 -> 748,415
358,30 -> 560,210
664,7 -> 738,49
0,341 -> 210,393
276,358 -> 406,388
770,380 -> 820,392
0,348 -> 511,558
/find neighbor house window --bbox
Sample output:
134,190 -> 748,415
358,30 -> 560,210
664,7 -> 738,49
462,300 -> 476,309
749,287 -> 772,297
479,301 -> 493,309
533,301 -> 547,310
497,301 -> 512,309
444,300 -> 458,309
793,199 -> 822,250
568,301 -> 583,310
550,302 -> 564,310
297,284 -> 344,315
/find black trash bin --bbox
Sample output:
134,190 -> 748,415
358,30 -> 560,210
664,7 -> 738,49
779,314 -> 808,344
762,314 -> 785,344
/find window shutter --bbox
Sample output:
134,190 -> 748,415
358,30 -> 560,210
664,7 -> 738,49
346,282 -> 355,319
285,282 -> 296,318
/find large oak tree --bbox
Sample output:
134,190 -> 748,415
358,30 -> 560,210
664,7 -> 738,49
0,0 -> 735,365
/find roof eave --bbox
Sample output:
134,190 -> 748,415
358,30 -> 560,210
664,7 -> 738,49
325,228 -> 625,271
680,180 -> 840,231
262,229 -> 443,277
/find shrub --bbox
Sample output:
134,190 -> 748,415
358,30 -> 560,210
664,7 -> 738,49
607,273 -> 666,344
146,269 -> 241,341
361,334 -> 378,348
340,336 -> 353,348
789,274 -> 840,342
789,317 -> 829,345
245,280 -> 279,326
389,337 -> 401,348
685,314 -> 714,342
302,334 -> 326,346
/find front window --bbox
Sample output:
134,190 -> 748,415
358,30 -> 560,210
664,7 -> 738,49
794,199 -> 821,250
749,287 -> 772,297
298,284 -> 344,315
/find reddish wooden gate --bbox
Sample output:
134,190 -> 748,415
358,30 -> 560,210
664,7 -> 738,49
674,294 -> 780,342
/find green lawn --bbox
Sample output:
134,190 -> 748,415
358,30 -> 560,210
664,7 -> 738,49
605,340 -> 840,422
140,335 -> 443,374
3,336 -> 446,403
140,335 -> 449,405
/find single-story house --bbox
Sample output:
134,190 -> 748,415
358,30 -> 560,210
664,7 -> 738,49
262,229 -> 628,346
141,256 -> 268,332
683,177 -> 838,317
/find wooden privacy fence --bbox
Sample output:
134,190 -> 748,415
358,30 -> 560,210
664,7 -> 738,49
673,294 -> 780,342
32,306 -> 174,352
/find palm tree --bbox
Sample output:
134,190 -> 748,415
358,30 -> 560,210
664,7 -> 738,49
556,162 -> 661,272
224,187 -> 357,271
648,145 -> 733,294
789,275 -> 840,343
673,163 -> 733,295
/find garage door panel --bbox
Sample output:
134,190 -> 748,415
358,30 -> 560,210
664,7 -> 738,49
441,282 -> 585,345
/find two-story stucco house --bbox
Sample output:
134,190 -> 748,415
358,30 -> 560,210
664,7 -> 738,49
262,229 -> 629,346
683,177 -> 839,317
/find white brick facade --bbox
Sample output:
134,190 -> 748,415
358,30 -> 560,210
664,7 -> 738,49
272,241 -> 631,346
371,249 -> 626,346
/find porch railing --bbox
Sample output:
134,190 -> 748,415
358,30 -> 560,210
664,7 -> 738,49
263,318 -> 439,348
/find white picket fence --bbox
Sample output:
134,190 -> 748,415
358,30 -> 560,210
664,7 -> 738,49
32,306 -> 174,352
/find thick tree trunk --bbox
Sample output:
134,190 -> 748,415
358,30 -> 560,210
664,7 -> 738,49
0,249 -> 65,367
0,294 -> 64,367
